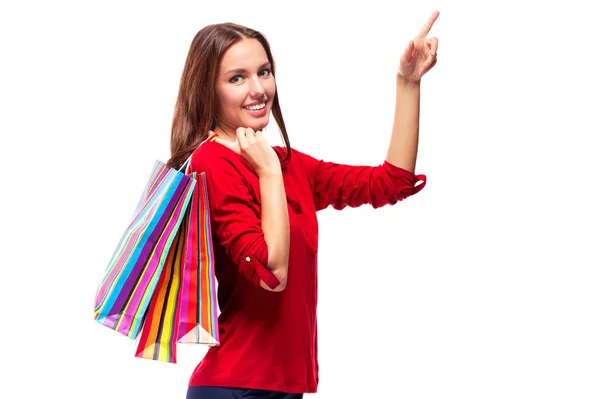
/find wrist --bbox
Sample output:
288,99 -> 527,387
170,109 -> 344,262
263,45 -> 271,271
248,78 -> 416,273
258,167 -> 282,178
396,72 -> 421,87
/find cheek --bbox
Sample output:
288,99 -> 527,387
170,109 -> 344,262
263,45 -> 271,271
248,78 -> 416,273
216,87 -> 244,114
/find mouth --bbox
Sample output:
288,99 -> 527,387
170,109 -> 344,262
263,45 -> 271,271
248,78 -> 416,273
243,102 -> 268,117
243,102 -> 266,111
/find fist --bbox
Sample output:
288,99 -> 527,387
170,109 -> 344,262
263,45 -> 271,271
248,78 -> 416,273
213,128 -> 281,176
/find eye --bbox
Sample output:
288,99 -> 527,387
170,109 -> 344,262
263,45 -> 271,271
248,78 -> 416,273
229,75 -> 243,84
259,68 -> 271,77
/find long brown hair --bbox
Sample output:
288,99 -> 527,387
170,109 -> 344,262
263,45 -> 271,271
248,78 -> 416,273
166,23 -> 291,170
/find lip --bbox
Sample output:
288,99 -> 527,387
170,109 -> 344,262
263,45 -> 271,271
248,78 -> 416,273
243,103 -> 267,117
243,101 -> 268,117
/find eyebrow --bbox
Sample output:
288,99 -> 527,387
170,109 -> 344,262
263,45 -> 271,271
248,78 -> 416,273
225,62 -> 271,75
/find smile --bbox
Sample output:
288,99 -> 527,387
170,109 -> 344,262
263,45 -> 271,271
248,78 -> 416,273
243,103 -> 266,111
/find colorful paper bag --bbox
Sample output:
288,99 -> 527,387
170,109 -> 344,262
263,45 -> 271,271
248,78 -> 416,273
135,171 -> 220,363
93,161 -> 197,339
177,172 -> 220,346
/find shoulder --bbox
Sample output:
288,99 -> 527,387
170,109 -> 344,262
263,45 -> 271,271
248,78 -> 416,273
188,141 -> 254,186
190,141 -> 240,172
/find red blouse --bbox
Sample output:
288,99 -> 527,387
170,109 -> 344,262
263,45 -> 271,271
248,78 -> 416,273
188,141 -> 426,393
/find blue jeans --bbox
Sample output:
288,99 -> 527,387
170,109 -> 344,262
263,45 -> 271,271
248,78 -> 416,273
186,386 -> 304,399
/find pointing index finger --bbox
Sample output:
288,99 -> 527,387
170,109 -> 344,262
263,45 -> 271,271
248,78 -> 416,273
417,10 -> 440,38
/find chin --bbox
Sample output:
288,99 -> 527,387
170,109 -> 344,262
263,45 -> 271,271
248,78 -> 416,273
245,117 -> 270,132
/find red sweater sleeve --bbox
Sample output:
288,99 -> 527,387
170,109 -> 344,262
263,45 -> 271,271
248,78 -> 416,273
189,149 -> 280,290
294,149 -> 427,211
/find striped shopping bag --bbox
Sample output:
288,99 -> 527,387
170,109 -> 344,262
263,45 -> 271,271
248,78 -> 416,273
94,134 -> 220,362
93,161 -> 197,339
135,171 -> 220,363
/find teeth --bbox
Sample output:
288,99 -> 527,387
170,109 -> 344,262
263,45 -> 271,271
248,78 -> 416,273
244,103 -> 265,111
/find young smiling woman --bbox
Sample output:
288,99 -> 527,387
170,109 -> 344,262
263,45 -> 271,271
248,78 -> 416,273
166,11 -> 440,399
213,38 -> 276,139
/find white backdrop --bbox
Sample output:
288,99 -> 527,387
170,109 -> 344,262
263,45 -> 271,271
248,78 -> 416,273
2,0 -> 599,398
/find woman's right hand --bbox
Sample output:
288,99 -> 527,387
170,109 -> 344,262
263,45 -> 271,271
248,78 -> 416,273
213,128 -> 281,176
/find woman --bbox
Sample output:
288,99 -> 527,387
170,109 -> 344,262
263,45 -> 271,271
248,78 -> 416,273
167,11 -> 439,399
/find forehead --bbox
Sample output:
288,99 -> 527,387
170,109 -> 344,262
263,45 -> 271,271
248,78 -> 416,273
219,38 -> 269,72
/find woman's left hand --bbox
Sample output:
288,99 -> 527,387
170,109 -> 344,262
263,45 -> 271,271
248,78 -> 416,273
398,10 -> 440,83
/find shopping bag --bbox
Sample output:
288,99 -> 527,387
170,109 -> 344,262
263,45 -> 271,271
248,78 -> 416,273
93,161 -> 197,339
135,171 -> 220,363
177,172 -> 220,346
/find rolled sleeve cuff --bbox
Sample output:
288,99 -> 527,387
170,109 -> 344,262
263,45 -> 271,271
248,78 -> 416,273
236,239 -> 280,290
243,255 -> 281,290
382,161 -> 427,198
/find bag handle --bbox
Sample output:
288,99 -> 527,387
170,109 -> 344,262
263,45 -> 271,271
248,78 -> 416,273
177,132 -> 219,174
178,156 -> 192,173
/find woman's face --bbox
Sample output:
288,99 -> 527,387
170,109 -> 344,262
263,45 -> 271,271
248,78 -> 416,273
214,38 -> 276,133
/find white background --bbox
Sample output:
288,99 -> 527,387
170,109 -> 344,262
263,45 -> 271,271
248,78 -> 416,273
2,0 -> 599,398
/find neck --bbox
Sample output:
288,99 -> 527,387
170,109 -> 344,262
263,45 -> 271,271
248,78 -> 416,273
214,121 -> 237,142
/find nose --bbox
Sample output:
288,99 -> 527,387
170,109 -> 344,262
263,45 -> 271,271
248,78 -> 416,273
248,75 -> 266,98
